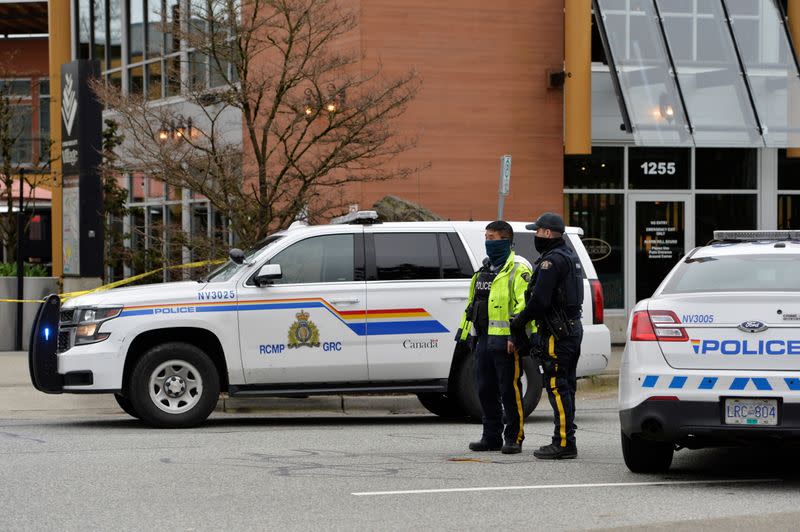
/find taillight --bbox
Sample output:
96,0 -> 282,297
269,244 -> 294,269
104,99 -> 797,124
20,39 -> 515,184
589,279 -> 604,325
630,310 -> 688,342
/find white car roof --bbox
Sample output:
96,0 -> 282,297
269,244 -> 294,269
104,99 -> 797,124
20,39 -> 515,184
690,241 -> 800,258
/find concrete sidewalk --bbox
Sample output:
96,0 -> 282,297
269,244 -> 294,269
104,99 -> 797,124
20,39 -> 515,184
1,346 -> 623,417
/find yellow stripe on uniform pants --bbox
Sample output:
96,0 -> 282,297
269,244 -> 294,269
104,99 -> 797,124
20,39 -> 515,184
512,350 -> 524,444
549,335 -> 568,447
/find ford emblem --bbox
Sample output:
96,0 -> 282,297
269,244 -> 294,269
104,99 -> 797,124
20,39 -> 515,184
738,320 -> 768,333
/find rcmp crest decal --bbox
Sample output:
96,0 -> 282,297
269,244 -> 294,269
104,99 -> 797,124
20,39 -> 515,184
288,310 -> 321,348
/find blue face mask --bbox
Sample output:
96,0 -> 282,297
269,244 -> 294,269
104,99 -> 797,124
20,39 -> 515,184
485,239 -> 511,267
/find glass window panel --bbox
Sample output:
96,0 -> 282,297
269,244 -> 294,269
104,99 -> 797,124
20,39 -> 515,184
269,235 -> 355,284
107,70 -> 123,92
39,79 -> 49,97
695,194 -> 757,246
565,193 -> 624,309
146,61 -> 163,100
373,233 -> 440,280
168,185 -> 182,201
191,202 -> 208,239
695,148 -> 757,189
210,60 -> 228,88
165,0 -> 181,54
628,147 -> 690,189
130,66 -> 144,94
147,205 -> 165,267
0,79 -> 31,96
131,175 -> 145,202
564,147 -> 623,189
93,0 -> 107,67
189,51 -> 207,91
657,0 -> 762,147
39,94 -> 50,159
778,194 -> 800,228
147,0 -> 163,56
78,0 -> 92,60
109,0 -> 122,69
130,0 -> 145,63
130,206 -> 146,274
10,105 -> 33,163
596,0 -> 693,145
779,149 -> 800,190
165,56 -> 181,97
726,0 -> 800,147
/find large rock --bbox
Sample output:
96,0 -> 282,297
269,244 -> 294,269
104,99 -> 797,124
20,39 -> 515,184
372,195 -> 443,222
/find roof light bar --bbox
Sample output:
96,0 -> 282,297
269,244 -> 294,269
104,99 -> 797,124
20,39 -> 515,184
330,210 -> 381,225
713,230 -> 800,242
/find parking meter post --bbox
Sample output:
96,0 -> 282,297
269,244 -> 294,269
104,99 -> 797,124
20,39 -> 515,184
497,155 -> 512,220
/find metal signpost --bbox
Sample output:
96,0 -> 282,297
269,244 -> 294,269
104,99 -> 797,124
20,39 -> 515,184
497,154 -> 512,220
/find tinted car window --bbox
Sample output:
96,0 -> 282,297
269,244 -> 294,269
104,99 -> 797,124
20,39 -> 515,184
267,234 -> 355,284
512,234 -> 541,266
374,233 -> 439,280
440,234 -> 472,279
662,254 -> 800,293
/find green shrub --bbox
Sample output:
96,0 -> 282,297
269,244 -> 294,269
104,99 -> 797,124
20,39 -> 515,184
0,263 -> 50,277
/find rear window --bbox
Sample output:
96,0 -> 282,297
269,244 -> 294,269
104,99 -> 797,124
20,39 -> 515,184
661,254 -> 800,293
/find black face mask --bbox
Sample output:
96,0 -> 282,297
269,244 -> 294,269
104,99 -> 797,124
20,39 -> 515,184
534,236 -> 558,254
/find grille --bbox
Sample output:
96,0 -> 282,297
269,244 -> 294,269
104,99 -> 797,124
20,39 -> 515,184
57,330 -> 71,352
60,309 -> 75,323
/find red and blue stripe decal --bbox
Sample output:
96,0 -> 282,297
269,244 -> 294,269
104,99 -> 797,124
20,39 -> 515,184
119,297 -> 449,336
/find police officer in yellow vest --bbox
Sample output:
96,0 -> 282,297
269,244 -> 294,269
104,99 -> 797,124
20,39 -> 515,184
458,221 -> 534,454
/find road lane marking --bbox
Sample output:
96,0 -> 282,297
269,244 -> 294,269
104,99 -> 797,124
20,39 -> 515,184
352,478 -> 782,496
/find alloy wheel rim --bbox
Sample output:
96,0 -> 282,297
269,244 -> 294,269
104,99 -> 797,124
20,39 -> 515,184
148,359 -> 203,414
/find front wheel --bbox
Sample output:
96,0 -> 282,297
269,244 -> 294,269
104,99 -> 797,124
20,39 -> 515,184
114,393 -> 139,419
620,430 -> 674,473
416,392 -> 466,418
454,352 -> 544,421
128,342 -> 220,428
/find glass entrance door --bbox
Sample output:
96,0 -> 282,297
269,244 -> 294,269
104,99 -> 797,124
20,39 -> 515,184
626,194 -> 693,310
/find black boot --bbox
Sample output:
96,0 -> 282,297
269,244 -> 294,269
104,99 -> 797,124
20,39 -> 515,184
501,441 -> 522,454
469,439 -> 502,452
533,442 -> 577,460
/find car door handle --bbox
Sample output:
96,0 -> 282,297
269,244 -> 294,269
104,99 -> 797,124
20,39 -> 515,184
330,298 -> 360,305
441,296 -> 468,302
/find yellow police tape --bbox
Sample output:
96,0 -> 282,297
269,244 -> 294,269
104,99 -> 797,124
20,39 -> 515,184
0,259 -> 226,304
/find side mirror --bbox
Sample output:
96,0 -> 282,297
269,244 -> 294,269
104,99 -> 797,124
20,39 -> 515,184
255,263 -> 282,286
229,248 -> 245,264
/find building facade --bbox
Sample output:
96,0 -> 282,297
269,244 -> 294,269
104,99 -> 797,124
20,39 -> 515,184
4,0 -> 797,331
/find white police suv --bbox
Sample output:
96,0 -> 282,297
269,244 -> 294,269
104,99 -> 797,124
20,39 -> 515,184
620,230 -> 800,473
29,213 -> 610,428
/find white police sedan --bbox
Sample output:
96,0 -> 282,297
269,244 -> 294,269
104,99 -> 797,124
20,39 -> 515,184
619,231 -> 800,473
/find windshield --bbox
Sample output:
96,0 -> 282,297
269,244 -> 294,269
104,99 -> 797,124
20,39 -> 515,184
661,254 -> 800,294
205,234 -> 284,283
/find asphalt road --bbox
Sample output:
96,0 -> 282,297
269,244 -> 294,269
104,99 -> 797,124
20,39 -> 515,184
2,392 -> 799,531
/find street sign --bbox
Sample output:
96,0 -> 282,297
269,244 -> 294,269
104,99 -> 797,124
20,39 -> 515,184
499,155 -> 512,195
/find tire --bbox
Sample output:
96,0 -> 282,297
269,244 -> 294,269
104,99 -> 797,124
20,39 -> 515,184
114,393 -> 139,419
128,342 -> 220,428
620,430 -> 674,473
416,392 -> 466,418
454,351 -> 544,421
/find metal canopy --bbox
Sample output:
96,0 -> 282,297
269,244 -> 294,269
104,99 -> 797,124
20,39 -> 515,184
0,1 -> 48,36
594,0 -> 800,147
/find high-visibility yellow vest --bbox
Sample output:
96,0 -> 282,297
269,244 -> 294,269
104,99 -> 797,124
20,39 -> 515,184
459,251 -> 536,339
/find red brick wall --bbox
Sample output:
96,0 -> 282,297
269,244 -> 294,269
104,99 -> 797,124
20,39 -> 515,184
350,0 -> 565,221
0,38 -> 49,76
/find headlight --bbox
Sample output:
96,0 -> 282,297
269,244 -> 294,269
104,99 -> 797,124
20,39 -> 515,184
74,306 -> 123,345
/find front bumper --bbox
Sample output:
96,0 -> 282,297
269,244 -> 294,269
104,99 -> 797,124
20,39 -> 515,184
620,399 -> 800,446
29,297 -> 124,393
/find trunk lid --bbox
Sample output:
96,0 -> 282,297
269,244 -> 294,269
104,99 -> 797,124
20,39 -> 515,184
650,293 -> 800,371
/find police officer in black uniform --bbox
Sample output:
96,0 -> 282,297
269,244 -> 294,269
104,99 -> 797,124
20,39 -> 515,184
511,212 -> 584,459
